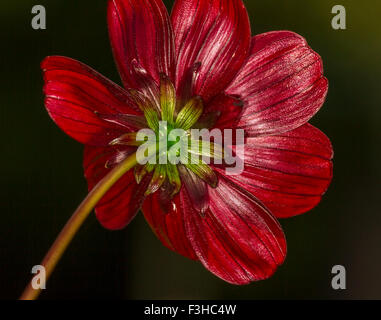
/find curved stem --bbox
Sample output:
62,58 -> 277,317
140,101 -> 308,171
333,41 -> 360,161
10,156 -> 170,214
20,152 -> 138,300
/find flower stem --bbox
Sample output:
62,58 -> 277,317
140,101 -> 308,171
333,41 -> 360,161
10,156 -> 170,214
19,152 -> 138,300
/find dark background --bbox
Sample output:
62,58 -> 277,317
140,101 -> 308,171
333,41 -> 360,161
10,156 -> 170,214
1,0 -> 380,299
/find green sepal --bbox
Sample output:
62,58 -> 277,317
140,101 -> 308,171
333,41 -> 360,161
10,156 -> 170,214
130,89 -> 160,132
179,153 -> 218,188
134,163 -> 156,184
175,96 -> 203,130
145,164 -> 167,196
185,163 -> 217,188
109,133 -> 142,147
97,113 -> 148,130
166,164 -> 181,196
160,74 -> 176,125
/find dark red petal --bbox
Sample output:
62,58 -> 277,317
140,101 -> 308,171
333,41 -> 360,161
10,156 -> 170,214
216,124 -> 333,218
204,94 -> 243,130
226,31 -> 328,136
172,0 -> 251,101
42,56 -> 141,146
107,0 -> 175,88
129,60 -> 161,111
181,175 -> 286,284
84,146 -> 147,230
178,165 -> 209,215
141,189 -> 198,260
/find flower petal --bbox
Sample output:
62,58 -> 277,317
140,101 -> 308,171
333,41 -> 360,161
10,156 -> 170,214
202,94 -> 243,130
178,165 -> 210,215
141,189 -> 198,260
216,124 -> 333,218
107,0 -> 175,88
129,60 -> 161,111
181,175 -> 286,284
172,0 -> 251,101
42,56 -> 141,146
84,146 -> 149,230
226,31 -> 328,136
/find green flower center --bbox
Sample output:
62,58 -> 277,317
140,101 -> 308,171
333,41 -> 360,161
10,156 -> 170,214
110,73 -> 222,199
141,74 -> 221,197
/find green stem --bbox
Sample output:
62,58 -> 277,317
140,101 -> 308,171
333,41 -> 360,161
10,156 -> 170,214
19,152 -> 138,300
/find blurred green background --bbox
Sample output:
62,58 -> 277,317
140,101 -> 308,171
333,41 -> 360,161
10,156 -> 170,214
1,0 -> 380,299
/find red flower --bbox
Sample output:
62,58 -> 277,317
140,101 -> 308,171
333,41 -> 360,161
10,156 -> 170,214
42,0 -> 333,284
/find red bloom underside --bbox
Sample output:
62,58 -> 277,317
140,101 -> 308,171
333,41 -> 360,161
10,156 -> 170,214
42,0 -> 333,285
